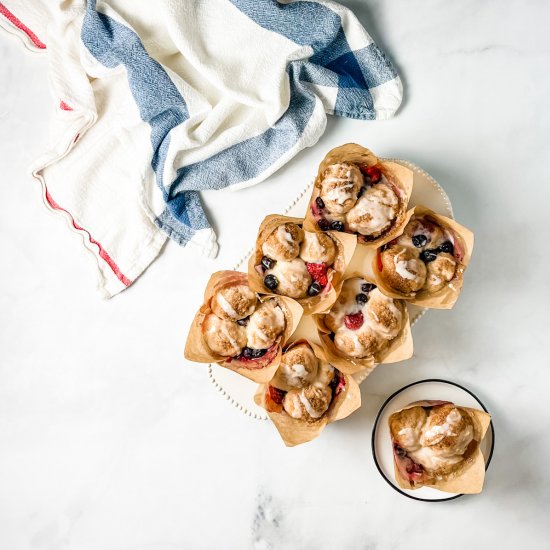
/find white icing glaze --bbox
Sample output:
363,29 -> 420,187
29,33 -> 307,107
246,301 -> 285,349
346,183 -> 398,235
421,409 -> 462,444
393,250 -> 419,281
216,292 -> 238,319
298,392 -> 324,419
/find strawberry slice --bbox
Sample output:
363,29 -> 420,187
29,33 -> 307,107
344,311 -> 363,330
306,262 -> 328,287
265,385 -> 286,413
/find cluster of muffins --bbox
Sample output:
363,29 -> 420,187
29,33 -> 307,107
185,143 -> 478,467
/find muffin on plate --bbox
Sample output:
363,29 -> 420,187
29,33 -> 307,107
389,400 -> 491,494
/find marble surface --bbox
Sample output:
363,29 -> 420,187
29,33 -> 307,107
1,1 -> 549,548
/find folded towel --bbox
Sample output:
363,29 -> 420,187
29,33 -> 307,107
0,0 -> 402,297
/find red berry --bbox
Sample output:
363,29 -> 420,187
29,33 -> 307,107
377,252 -> 383,272
357,164 -> 382,183
344,311 -> 364,330
306,262 -> 328,287
366,165 -> 382,182
268,385 -> 285,404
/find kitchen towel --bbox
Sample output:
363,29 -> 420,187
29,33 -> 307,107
0,0 -> 402,297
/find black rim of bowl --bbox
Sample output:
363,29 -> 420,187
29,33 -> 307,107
371,378 -> 495,502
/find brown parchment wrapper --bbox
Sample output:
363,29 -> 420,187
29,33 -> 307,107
302,144 -> 414,248
254,341 -> 361,446
390,400 -> 491,494
248,214 -> 357,315
314,272 -> 413,376
373,206 -> 475,309
184,270 -> 303,383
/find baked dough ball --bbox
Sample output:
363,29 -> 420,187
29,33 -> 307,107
299,231 -> 337,264
315,360 -> 335,387
389,406 -> 428,452
346,183 -> 399,238
265,258 -> 311,299
396,218 -> 445,250
319,163 -> 363,214
262,223 -> 304,261
334,326 -> 384,358
364,289 -> 404,339
203,314 -> 246,357
211,284 -> 257,321
246,299 -> 285,350
423,252 -> 457,293
283,385 -> 332,421
380,245 -> 427,294
273,343 -> 319,389
421,404 -> 474,456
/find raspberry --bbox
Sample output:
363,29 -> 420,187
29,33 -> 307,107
306,262 -> 328,287
344,311 -> 364,330
268,385 -> 285,404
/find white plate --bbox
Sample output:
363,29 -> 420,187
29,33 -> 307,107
208,160 -> 454,419
371,379 -> 495,501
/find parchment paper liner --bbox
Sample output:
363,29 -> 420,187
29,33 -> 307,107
390,400 -> 491,494
314,272 -> 413,376
373,206 -> 474,309
302,144 -> 414,248
248,214 -> 357,315
254,341 -> 361,446
184,270 -> 303,383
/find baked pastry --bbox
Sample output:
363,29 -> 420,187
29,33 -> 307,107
249,215 -> 356,315
184,271 -> 302,383
316,275 -> 411,374
304,144 -> 413,246
389,401 -> 491,493
374,206 -> 474,308
255,341 -> 361,446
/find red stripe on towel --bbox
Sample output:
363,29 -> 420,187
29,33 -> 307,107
44,188 -> 133,288
0,3 -> 46,50
60,101 -> 73,111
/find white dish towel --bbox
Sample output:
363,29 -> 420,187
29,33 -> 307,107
0,0 -> 402,297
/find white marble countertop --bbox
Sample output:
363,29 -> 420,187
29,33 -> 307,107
1,1 -> 549,549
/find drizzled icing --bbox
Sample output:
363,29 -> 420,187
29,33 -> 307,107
323,182 -> 356,205
393,250 -> 422,282
216,292 -> 238,318
298,392 -> 325,419
346,183 -> 398,235
421,409 -> 463,444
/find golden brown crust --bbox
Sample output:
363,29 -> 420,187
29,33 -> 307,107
210,284 -> 257,321
262,222 -> 304,261
379,245 -> 426,294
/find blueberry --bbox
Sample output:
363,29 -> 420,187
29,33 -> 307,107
264,274 -> 279,290
412,234 -> 428,248
356,293 -> 368,305
329,332 -> 335,342
420,249 -> 438,263
237,317 -> 249,326
330,221 -> 345,232
315,197 -> 325,209
242,347 -> 254,359
318,218 -> 331,231
261,256 -> 275,270
439,240 -> 454,254
361,283 -> 375,293
251,348 -> 267,359
307,282 -> 322,296
357,186 -> 367,199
